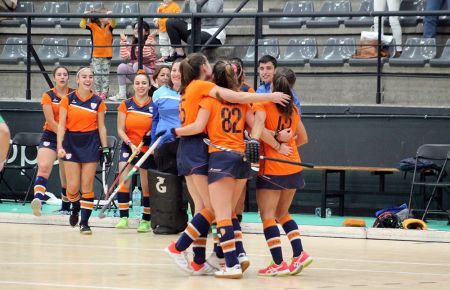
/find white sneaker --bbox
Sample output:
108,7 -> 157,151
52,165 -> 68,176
206,252 -> 224,270
164,242 -> 193,274
108,94 -> 126,102
238,253 -> 250,273
191,262 -> 217,276
31,198 -> 42,216
215,264 -> 242,279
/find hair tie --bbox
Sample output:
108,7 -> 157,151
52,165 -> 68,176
136,69 -> 146,75
231,63 -> 238,74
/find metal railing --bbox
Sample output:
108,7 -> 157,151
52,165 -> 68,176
0,7 -> 450,103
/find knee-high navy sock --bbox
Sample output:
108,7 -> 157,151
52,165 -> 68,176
60,187 -> 70,211
217,219 -> 239,268
117,185 -> 130,218
280,214 -> 303,257
142,191 -> 151,221
263,218 -> 283,265
33,176 -> 47,200
80,192 -> 94,226
232,214 -> 245,256
175,208 -> 214,252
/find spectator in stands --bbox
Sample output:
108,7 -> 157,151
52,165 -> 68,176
154,0 -> 182,62
0,114 -> 10,172
374,0 -> 402,57
229,57 -> 255,93
423,0 -> 448,38
164,0 -> 225,62
80,8 -> 116,100
111,21 -> 157,101
256,55 -> 302,113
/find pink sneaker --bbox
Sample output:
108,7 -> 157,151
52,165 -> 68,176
289,251 -> 313,275
257,261 -> 290,277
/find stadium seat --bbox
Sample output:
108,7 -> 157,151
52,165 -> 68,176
144,2 -> 162,29
389,38 -> 436,67
306,0 -> 351,28
112,2 -> 140,28
349,39 -> 397,66
278,38 -> 317,66
31,2 -> 69,27
344,0 -> 373,27
26,38 -> 69,65
60,39 -> 92,65
0,1 -> 34,27
268,1 -> 314,28
399,0 -> 424,27
60,2 -> 104,28
242,39 -> 279,65
309,37 -> 356,66
111,38 -> 124,65
0,37 -> 27,64
429,39 -> 450,67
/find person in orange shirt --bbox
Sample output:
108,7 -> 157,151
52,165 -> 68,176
31,66 -> 74,217
154,0 -> 181,62
115,71 -> 154,233
163,53 -> 290,276
57,67 -> 109,235
253,67 -> 313,276
80,8 -> 116,100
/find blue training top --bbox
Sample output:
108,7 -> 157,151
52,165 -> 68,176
151,85 -> 181,145
256,82 -> 302,115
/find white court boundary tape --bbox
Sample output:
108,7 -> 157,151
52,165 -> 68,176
1,212 -> 450,243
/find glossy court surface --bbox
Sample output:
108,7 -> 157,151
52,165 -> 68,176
0,223 -> 449,289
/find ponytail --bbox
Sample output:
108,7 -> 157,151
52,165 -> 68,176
273,68 -> 294,120
179,53 -> 207,94
212,60 -> 239,92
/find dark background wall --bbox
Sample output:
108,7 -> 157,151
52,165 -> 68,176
1,102 -> 449,216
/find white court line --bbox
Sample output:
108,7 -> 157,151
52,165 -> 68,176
0,281 -> 156,290
1,241 -> 450,268
310,267 -> 450,277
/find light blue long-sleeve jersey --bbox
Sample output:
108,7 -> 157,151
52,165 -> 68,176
150,85 -> 181,145
256,82 -> 302,115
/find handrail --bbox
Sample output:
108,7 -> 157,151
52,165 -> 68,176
1,9 -> 450,102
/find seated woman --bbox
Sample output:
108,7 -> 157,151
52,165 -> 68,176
165,0 -> 225,62
111,21 -> 157,101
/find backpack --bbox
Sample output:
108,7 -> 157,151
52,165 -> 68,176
373,212 -> 402,229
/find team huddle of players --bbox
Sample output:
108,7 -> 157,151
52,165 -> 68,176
29,53 -> 312,279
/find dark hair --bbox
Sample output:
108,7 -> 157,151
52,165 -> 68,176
52,65 -> 69,77
212,60 -> 239,92
179,53 -> 208,95
229,57 -> 244,85
276,67 -> 296,88
273,68 -> 295,120
152,65 -> 171,82
258,54 -> 277,68
168,58 -> 183,90
130,21 -> 150,60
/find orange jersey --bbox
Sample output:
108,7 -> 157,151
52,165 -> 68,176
40,87 -> 73,132
200,97 -> 249,153
60,90 -> 107,132
86,22 -> 114,58
240,81 -> 255,93
179,80 -> 215,127
157,2 -> 181,32
252,102 -> 302,176
118,97 -> 153,152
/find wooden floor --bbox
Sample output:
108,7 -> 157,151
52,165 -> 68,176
0,223 -> 449,290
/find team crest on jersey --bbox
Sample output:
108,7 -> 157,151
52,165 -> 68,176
128,106 -> 134,110
149,106 -> 153,114
65,153 -> 72,160
53,98 -> 59,102
90,103 -> 97,110
123,152 -> 130,158
43,141 -> 50,147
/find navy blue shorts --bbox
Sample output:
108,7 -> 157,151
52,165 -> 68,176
62,130 -> 100,163
119,143 -> 155,170
39,130 -> 57,151
256,171 -> 305,190
208,151 -> 250,184
176,134 -> 208,176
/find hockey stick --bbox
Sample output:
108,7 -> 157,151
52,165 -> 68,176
98,136 -> 161,219
101,160 -> 108,199
203,138 -> 314,168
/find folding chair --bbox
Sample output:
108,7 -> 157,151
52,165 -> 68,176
0,132 -> 42,203
95,136 -> 118,209
407,144 -> 450,221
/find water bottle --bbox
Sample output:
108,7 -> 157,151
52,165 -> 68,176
315,207 -> 332,218
132,186 -> 141,218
